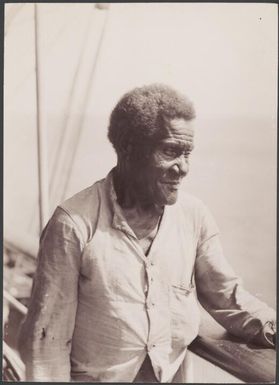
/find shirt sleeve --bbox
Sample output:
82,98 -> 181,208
195,203 -> 276,347
18,207 -> 84,381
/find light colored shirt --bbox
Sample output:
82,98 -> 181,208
19,170 -> 276,382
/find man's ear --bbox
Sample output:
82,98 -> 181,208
121,144 -> 133,160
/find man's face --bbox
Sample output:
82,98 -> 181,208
142,118 -> 194,206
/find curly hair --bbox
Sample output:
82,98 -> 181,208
108,84 -> 195,157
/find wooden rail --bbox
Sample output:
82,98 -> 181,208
3,341 -> 25,381
189,334 -> 276,383
3,290 -> 28,316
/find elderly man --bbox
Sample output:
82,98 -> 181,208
19,84 -> 276,382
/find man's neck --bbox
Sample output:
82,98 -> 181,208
122,207 -> 163,239
121,205 -> 163,240
112,167 -> 164,239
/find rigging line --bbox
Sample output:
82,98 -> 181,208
34,3 -> 49,234
49,4 -> 98,205
60,5 -> 111,202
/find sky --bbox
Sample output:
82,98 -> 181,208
92,3 -> 277,120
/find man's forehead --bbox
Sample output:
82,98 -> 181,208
159,118 -> 195,143
164,118 -> 194,133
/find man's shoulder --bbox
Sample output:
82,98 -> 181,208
57,177 -> 107,242
175,190 -> 215,224
176,191 -> 219,236
177,190 -> 206,212
60,178 -> 104,214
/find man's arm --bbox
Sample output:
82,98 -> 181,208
194,204 -> 276,347
18,207 -> 84,381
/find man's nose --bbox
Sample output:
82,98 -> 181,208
171,156 -> 189,177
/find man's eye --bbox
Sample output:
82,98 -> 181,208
163,148 -> 177,157
184,151 -> 191,158
161,147 -> 192,159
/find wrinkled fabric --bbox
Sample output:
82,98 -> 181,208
18,170 -> 276,382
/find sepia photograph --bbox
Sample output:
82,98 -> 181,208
3,2 -> 277,382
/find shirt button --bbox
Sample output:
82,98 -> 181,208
146,261 -> 154,269
146,344 -> 156,352
145,302 -> 155,310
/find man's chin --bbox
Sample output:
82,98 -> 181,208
157,182 -> 181,206
162,191 -> 179,206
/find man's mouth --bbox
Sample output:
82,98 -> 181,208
160,180 -> 181,190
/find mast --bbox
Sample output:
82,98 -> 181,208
34,3 -> 49,233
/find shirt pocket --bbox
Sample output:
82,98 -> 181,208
170,282 -> 200,348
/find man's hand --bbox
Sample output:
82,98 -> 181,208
252,321 -> 276,348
